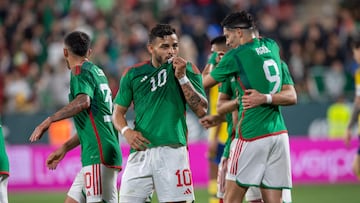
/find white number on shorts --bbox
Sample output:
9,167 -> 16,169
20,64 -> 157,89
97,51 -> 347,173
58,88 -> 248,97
150,69 -> 167,92
263,59 -> 280,94
175,169 -> 192,187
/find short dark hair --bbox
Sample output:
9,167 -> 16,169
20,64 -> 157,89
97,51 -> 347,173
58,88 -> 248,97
148,24 -> 176,43
210,35 -> 226,45
64,31 -> 91,57
221,11 -> 255,29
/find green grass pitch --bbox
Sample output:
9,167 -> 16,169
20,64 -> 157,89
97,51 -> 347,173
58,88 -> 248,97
8,184 -> 360,203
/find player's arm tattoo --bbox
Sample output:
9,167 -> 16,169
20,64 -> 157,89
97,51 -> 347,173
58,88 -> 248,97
50,94 -> 91,122
180,82 -> 208,118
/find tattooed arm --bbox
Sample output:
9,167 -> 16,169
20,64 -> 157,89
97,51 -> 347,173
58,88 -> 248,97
179,80 -> 208,118
173,57 -> 208,118
29,94 -> 90,142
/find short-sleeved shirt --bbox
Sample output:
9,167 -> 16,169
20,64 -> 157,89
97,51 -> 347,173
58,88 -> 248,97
0,120 -> 9,175
69,61 -> 122,168
114,60 -> 206,150
211,38 -> 294,140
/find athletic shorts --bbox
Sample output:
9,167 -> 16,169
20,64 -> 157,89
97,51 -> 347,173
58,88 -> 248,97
119,146 -> 195,203
0,174 -> 8,203
227,133 -> 292,189
217,156 -> 262,201
67,164 -> 119,203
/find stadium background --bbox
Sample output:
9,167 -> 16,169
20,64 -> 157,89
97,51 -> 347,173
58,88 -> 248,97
1,0 -> 360,202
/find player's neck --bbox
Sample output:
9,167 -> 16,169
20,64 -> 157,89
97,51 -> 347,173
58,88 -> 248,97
69,57 -> 89,69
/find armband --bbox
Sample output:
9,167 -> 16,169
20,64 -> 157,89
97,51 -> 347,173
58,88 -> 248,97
121,126 -> 131,135
265,94 -> 272,104
178,76 -> 190,85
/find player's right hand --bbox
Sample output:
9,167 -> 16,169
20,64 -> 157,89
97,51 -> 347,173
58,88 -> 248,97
29,117 -> 52,142
123,129 -> 151,151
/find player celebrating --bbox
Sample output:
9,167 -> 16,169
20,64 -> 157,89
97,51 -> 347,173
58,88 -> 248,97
112,23 -> 208,203
29,31 -> 122,203
202,11 -> 297,203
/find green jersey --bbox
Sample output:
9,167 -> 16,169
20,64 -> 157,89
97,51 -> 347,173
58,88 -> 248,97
69,61 -> 122,168
218,75 -> 240,158
114,61 -> 206,150
211,38 -> 294,140
0,119 -> 9,175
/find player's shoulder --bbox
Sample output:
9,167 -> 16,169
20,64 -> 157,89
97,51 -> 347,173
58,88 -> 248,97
122,60 -> 151,77
72,61 -> 95,76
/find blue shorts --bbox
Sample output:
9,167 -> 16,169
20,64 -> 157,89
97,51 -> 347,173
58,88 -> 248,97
211,143 -> 225,164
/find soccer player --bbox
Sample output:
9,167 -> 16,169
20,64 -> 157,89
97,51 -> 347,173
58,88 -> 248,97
29,31 -> 122,203
0,119 -> 9,203
112,23 -> 208,203
202,35 -> 230,203
345,34 -> 360,180
202,11 -> 297,203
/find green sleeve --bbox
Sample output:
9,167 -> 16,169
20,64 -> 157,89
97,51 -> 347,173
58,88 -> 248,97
281,61 -> 294,85
71,70 -> 95,99
114,71 -> 133,107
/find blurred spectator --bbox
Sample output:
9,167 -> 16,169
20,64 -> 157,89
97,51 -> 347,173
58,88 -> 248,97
326,96 -> 351,139
0,0 -> 359,115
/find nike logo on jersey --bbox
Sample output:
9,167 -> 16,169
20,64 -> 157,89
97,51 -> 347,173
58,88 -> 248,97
255,45 -> 270,55
141,75 -> 148,82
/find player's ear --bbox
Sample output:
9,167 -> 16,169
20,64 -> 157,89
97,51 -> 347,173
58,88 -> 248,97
63,48 -> 69,58
147,43 -> 153,55
87,49 -> 92,58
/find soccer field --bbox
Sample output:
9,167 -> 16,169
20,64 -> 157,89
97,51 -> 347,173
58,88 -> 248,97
8,184 -> 360,203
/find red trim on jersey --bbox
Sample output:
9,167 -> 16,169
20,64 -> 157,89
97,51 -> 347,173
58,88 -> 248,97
190,63 -> 201,74
75,65 -> 81,75
0,171 -> 9,176
236,76 -> 246,92
122,60 -> 150,76
239,130 -> 288,141
88,111 -> 122,170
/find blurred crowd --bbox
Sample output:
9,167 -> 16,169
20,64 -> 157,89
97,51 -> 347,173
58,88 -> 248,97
0,0 -> 359,115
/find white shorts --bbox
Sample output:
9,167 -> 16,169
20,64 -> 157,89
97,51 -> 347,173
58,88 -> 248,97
227,133 -> 292,189
68,164 -> 119,203
0,174 -> 8,203
119,146 -> 195,203
216,157 -> 262,201
217,157 -> 288,202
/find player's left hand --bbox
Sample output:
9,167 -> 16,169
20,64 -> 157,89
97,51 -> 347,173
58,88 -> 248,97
199,115 -> 224,129
29,117 -> 51,142
172,56 -> 187,79
46,147 -> 66,170
242,89 -> 266,109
